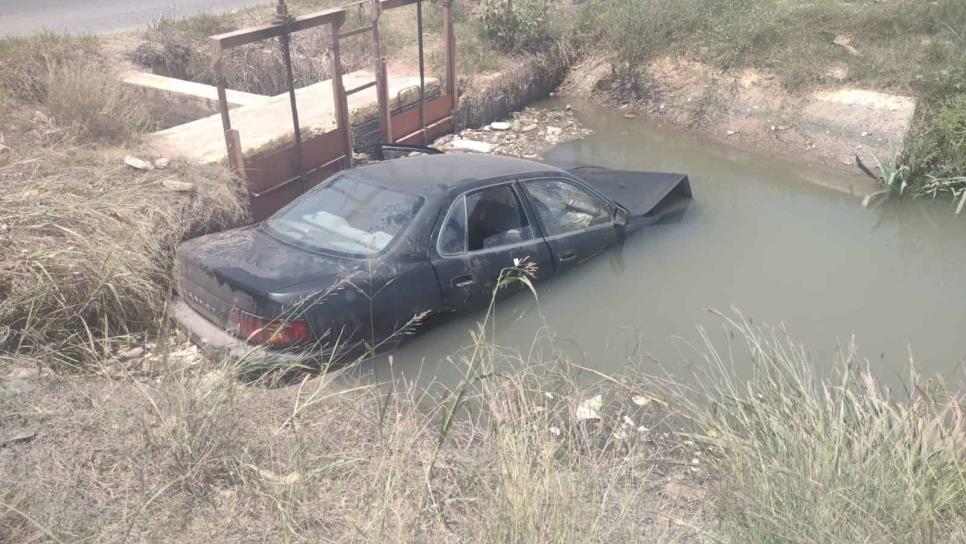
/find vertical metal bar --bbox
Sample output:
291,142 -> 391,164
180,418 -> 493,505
279,29 -> 305,191
210,40 -> 236,166
442,0 -> 457,114
226,128 -> 248,183
416,0 -> 427,144
329,19 -> 353,167
370,0 -> 392,143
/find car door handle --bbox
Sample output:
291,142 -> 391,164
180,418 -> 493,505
452,275 -> 475,288
559,251 -> 577,263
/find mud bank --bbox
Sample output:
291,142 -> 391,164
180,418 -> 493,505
558,56 -> 915,196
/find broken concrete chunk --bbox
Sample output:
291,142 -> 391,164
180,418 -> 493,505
490,121 -> 512,131
449,139 -> 492,154
161,179 -> 196,192
576,395 -> 602,421
154,157 -> 170,169
124,155 -> 155,171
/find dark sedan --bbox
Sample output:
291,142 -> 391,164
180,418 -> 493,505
171,152 -> 691,362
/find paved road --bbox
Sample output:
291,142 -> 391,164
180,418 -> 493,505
0,0 -> 270,37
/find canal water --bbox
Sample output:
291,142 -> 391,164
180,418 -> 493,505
361,99 -> 966,389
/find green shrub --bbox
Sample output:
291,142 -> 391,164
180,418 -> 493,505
897,94 -> 966,198
479,0 -> 556,53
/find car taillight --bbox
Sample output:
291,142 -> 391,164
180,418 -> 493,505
228,310 -> 309,347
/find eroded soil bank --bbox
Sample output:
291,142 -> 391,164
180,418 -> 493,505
558,56 -> 913,196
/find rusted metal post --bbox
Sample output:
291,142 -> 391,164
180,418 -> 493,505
225,129 -> 248,180
370,0 -> 393,143
210,39 -> 239,172
416,0 -> 427,143
276,0 -> 305,190
442,0 -> 457,112
329,19 -> 353,167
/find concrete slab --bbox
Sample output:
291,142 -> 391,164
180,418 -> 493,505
147,70 -> 434,164
123,71 -> 270,109
802,88 -> 917,164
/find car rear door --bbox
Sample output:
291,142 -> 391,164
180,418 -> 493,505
519,177 -> 620,274
429,181 -> 553,312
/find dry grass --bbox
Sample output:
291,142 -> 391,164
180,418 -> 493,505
0,32 -> 154,144
5,305 -> 961,542
0,324 -> 709,543
0,29 -> 251,367
0,146 -> 248,367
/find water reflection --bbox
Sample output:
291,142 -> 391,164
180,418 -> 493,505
358,99 -> 966,390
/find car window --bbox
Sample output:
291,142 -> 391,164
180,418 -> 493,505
524,179 -> 612,236
267,175 -> 423,256
438,184 -> 534,255
438,195 -> 467,255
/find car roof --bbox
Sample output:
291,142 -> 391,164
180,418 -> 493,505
349,153 -> 566,195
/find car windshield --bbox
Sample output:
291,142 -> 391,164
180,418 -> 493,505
267,176 -> 424,256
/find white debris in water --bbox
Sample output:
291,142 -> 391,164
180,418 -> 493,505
449,139 -> 492,153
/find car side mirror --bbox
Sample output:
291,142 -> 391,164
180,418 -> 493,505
614,207 -> 629,227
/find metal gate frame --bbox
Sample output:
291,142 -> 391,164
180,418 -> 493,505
209,0 -> 457,221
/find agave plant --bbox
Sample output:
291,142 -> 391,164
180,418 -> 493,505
859,153 -> 911,208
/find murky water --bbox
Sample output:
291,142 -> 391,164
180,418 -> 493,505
360,99 -> 966,389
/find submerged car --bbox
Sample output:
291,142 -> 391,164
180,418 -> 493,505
171,149 -> 691,362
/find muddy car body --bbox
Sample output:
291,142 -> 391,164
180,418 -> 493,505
171,152 -> 691,362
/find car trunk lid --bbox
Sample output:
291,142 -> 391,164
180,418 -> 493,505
175,226 -> 348,330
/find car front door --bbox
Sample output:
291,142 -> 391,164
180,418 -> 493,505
520,177 -> 619,274
430,182 -> 554,312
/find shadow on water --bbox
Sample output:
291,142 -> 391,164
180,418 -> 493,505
356,98 -> 966,391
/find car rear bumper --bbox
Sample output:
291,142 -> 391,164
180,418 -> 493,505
168,297 -> 308,366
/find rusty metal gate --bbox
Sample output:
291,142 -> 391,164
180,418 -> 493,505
209,0 -> 457,221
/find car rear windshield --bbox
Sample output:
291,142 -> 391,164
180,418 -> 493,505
267,176 -> 424,257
